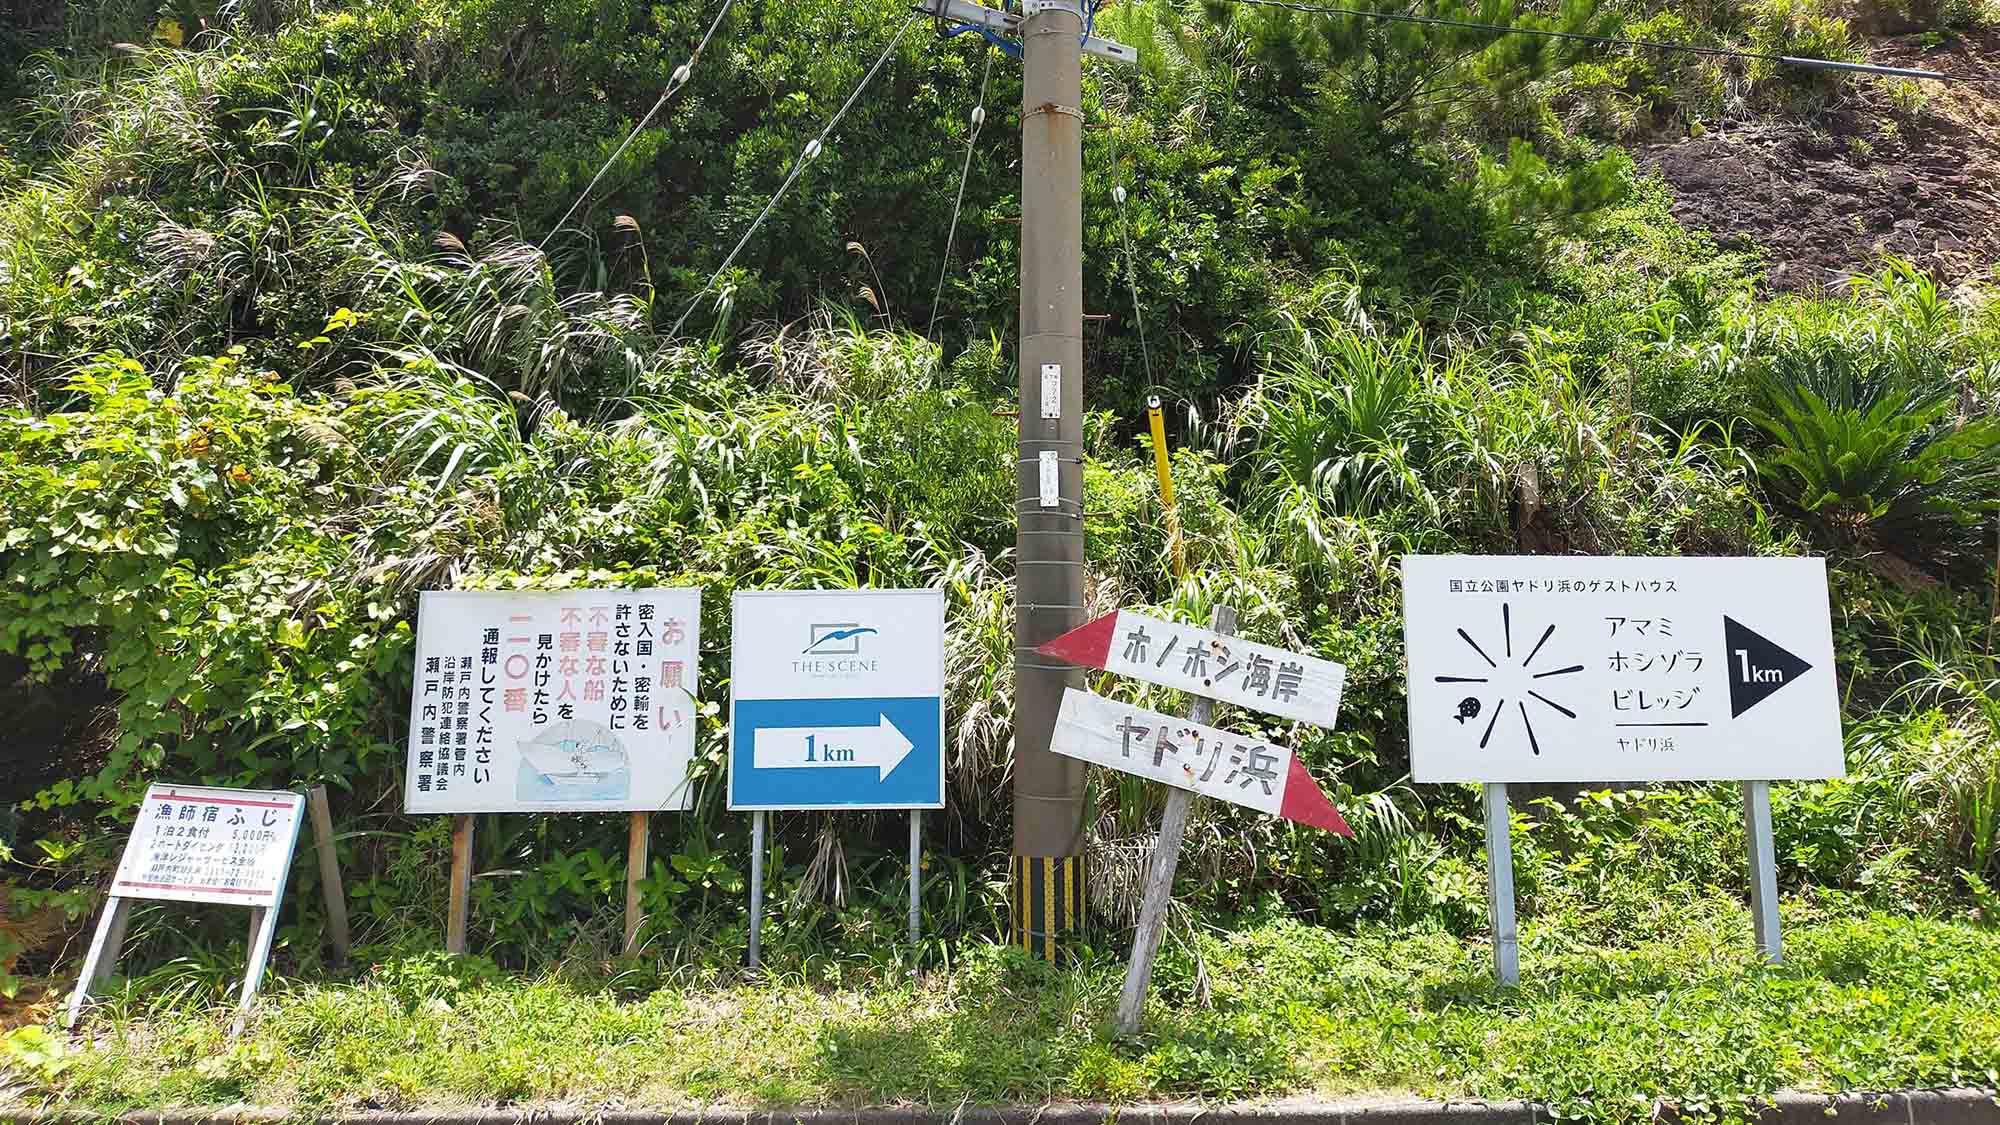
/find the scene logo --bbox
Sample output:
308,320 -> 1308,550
794,623 -> 881,677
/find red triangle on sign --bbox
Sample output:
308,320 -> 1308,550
1278,757 -> 1352,835
1036,611 -> 1120,669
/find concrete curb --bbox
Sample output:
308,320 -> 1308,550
21,1088 -> 1998,1125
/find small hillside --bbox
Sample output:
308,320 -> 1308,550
1642,26 -> 2000,290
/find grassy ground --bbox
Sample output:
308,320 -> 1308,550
7,890 -> 1999,1120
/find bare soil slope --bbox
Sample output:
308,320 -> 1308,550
1639,29 -> 2000,291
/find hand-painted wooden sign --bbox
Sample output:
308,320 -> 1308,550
1039,610 -> 1345,727
1050,688 -> 1351,833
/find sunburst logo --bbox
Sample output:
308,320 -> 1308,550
1433,602 -> 1582,755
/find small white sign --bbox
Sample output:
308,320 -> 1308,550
1041,610 -> 1344,727
1402,555 -> 1843,783
405,589 -> 702,814
112,785 -> 305,908
1039,450 -> 1060,508
1040,363 -> 1061,419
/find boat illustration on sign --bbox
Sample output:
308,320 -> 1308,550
516,720 -> 632,801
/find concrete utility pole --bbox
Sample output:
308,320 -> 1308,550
917,0 -> 1132,961
1011,0 -> 1088,962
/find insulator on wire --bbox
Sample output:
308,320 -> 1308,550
672,63 -> 691,85
1113,185 -> 1127,205
971,105 -> 986,128
803,138 -> 823,161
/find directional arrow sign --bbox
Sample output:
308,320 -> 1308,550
1039,610 -> 1345,728
1723,616 -> 1814,718
728,589 -> 945,811
1402,555 -> 1842,783
751,715 -> 916,780
1050,688 -> 1351,833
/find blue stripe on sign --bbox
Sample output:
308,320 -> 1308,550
730,696 -> 943,809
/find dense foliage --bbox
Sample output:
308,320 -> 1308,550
1,0 -> 1998,1111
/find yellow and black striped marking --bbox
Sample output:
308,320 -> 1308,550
1009,853 -> 1083,961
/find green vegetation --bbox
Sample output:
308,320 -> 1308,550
11,892 -> 2000,1115
1,0 -> 1998,1115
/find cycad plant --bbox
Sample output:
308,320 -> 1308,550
1745,338 -> 2000,567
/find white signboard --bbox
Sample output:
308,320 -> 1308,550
405,589 -> 702,813
111,785 -> 305,908
1051,688 -> 1348,830
729,588 -> 945,810
1040,610 -> 1345,727
1402,555 -> 1842,783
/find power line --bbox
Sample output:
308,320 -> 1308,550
1216,0 -> 1990,83
1100,90 -> 1155,393
672,12 -> 923,338
929,49 -> 995,338
539,0 -> 740,251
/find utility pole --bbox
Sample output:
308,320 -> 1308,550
918,0 -> 1133,961
1011,0 -> 1088,962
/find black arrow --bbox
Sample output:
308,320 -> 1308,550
1723,616 -> 1813,719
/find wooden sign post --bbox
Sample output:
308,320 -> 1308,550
305,785 -> 350,965
67,784 -> 306,1038
1118,606 -> 1232,1034
1040,605 -> 1352,1036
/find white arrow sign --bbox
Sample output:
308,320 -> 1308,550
751,716 -> 916,781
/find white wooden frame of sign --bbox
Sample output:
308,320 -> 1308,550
1400,555 -> 1843,984
66,785 -> 318,1039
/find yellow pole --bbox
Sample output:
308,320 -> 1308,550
1145,395 -> 1185,579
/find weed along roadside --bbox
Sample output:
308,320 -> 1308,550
8,1092 -> 2000,1125
6,0 -> 2000,1114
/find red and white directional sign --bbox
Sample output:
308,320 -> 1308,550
1050,688 -> 1351,833
1039,610 -> 1345,727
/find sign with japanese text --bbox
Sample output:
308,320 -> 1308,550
111,785 -> 305,908
404,589 -> 702,813
1050,689 -> 1350,832
729,588 -> 945,811
1402,555 -> 1842,783
1040,610 -> 1344,727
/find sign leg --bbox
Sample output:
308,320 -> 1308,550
624,811 -> 650,957
1483,783 -> 1519,986
446,814 -> 475,955
1114,605 -> 1235,1036
65,896 -> 131,1030
748,810 -> 766,970
231,903 -> 282,1040
1114,786 -> 1195,1036
908,810 -> 922,947
306,785 -> 350,966
1742,780 -> 1783,962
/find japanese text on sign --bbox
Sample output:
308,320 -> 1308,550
1402,555 -> 1842,783
406,589 -> 702,814
110,785 -> 305,909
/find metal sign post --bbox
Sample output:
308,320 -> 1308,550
748,810 -> 766,970
729,588 -> 947,967
68,785 -> 306,1038
1401,555 -> 1841,981
1482,783 -> 1519,985
1742,780 -> 1782,961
